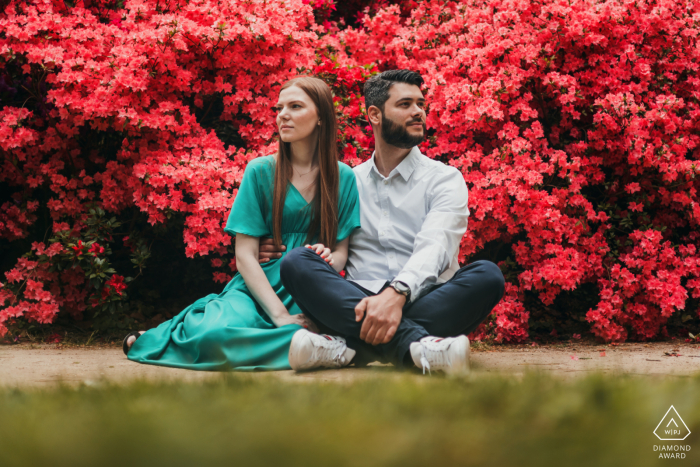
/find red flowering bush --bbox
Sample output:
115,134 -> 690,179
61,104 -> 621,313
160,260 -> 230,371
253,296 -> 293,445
330,0 -> 700,342
1,207 -> 130,331
0,0 -> 320,335
1,0 -> 699,343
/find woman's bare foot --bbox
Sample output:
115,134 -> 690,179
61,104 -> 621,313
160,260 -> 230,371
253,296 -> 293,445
126,331 -> 145,350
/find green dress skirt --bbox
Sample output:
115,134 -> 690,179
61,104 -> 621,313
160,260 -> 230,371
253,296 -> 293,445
127,155 -> 361,371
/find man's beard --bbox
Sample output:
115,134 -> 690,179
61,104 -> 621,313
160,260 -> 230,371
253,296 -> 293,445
380,114 -> 426,149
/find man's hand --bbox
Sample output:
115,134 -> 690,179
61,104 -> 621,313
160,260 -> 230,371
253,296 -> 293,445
354,287 -> 406,346
258,238 -> 286,263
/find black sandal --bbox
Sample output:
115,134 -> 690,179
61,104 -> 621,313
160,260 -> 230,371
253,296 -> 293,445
122,331 -> 142,355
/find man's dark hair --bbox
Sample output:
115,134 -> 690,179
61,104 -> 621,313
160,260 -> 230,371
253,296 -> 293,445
364,69 -> 424,113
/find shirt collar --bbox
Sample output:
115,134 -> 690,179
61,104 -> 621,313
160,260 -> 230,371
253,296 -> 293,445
366,146 -> 422,182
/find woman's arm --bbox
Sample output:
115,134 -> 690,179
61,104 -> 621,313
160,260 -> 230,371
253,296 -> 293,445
330,237 -> 350,272
236,233 -> 314,329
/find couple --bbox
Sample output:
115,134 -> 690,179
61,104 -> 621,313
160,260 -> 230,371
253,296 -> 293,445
123,70 -> 505,374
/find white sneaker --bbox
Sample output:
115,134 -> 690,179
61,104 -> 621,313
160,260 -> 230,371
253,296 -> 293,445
409,335 -> 470,375
288,329 -> 356,371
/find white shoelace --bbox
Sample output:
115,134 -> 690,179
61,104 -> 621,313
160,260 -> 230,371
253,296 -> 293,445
313,336 -> 348,367
418,339 -> 452,375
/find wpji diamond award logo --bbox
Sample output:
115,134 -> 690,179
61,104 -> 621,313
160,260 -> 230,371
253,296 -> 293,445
653,405 -> 691,459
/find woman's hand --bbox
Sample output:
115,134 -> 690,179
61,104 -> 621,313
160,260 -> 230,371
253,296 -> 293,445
272,313 -> 319,332
305,243 -> 333,267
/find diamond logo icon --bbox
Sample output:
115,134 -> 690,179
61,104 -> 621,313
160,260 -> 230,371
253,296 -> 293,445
654,406 -> 691,441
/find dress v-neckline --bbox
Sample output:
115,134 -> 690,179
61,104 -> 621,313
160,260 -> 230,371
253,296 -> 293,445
288,181 -> 315,206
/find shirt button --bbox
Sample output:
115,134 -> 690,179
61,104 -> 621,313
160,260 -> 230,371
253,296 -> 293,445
380,231 -> 384,236
383,211 -> 388,216
383,179 -> 389,185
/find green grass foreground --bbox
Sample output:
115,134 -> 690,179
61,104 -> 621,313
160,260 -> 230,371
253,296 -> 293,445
0,372 -> 698,467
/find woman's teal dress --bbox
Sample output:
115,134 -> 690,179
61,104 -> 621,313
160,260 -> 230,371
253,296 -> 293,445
127,155 -> 361,371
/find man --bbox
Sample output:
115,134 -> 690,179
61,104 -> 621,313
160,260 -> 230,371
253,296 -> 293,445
263,69 -> 505,374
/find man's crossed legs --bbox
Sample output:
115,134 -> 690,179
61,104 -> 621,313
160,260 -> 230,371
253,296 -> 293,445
280,247 -> 505,372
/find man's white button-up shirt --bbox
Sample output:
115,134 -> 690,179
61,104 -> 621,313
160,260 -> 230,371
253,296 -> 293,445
345,146 -> 470,303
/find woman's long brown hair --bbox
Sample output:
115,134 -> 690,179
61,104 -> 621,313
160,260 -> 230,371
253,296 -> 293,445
272,76 -> 339,251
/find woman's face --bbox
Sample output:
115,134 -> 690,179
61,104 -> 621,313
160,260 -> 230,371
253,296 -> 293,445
275,85 -> 320,144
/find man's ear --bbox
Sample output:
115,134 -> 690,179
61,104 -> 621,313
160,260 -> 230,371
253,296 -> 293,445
367,105 -> 382,127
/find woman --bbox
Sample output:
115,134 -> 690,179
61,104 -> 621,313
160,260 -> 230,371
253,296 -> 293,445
122,76 -> 361,371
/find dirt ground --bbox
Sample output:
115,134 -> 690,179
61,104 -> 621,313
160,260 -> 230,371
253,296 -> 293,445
2,340 -> 700,387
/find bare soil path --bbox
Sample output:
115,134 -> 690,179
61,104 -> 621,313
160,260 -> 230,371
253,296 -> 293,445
2,340 -> 700,387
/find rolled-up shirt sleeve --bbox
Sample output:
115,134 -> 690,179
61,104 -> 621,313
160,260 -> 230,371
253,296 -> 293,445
393,168 -> 469,302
